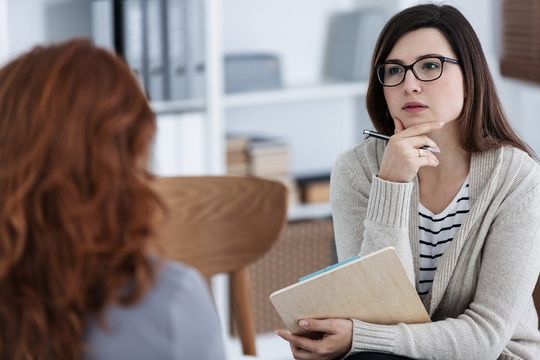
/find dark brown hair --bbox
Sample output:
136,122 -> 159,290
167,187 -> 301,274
366,4 -> 536,158
0,39 -> 164,358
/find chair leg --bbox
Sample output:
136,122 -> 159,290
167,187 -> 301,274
231,268 -> 256,356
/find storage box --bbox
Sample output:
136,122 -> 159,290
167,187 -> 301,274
224,53 -> 282,93
324,9 -> 388,81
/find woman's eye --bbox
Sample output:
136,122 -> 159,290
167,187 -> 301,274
387,66 -> 403,75
423,62 -> 440,70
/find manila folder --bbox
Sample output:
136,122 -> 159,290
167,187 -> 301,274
269,247 -> 431,334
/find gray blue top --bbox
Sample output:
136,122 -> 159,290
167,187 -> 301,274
83,260 -> 226,360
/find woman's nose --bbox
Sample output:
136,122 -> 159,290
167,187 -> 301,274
402,69 -> 421,94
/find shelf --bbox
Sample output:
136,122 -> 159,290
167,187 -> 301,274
151,98 -> 205,114
151,81 -> 368,115
288,202 -> 332,221
224,81 -> 368,108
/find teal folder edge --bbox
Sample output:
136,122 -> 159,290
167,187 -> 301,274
298,255 -> 359,282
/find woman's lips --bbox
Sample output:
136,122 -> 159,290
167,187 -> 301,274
402,102 -> 428,113
403,105 -> 427,113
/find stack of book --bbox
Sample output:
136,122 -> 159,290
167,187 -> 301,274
248,137 -> 289,177
226,135 -> 250,176
226,135 -> 298,206
296,173 -> 331,204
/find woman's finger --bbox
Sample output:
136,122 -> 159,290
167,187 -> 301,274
275,330 -> 318,353
393,117 -> 405,134
416,150 -> 440,167
379,120 -> 443,182
290,343 -> 314,360
397,121 -> 444,138
399,135 -> 440,153
298,319 -> 336,333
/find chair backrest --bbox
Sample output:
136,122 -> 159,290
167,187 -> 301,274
153,176 -> 288,355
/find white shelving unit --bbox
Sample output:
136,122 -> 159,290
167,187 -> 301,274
288,202 -> 333,221
151,81 -> 367,113
199,0 -> 371,176
151,97 -> 205,114
200,2 -> 371,358
224,81 -> 367,108
147,0 -> 414,180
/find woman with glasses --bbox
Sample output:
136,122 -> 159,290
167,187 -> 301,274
276,4 -> 540,360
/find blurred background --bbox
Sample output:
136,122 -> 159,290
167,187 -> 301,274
0,0 -> 538,358
1,0 -> 538,207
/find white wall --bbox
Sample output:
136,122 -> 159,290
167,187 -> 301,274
223,0 -> 540,176
226,99 -> 365,175
4,0 -> 91,62
223,0 -> 386,174
224,0 -> 401,86
0,0 -> 373,175
224,0 -> 358,86
1,0 -> 538,175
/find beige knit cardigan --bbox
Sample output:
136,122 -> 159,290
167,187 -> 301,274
330,138 -> 540,359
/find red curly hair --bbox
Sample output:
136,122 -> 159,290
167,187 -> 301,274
0,39 -> 164,358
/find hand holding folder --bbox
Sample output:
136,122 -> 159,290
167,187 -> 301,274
269,247 -> 431,334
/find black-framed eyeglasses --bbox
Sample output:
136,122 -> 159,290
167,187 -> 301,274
376,56 -> 460,87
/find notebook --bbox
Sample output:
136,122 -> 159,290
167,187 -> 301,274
269,247 -> 431,334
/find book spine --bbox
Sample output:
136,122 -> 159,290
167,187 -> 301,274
185,0 -> 205,98
122,0 -> 145,89
144,0 -> 166,101
166,0 -> 189,100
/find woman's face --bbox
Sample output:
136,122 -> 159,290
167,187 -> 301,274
382,28 -> 465,129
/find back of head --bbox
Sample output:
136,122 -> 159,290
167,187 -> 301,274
0,39 -> 163,358
366,4 -> 535,158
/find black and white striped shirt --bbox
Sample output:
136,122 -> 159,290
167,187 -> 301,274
418,177 -> 470,299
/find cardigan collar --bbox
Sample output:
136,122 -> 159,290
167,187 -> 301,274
372,141 -> 505,314
423,147 -> 504,314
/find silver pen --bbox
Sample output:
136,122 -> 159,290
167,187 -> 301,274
362,129 -> 440,154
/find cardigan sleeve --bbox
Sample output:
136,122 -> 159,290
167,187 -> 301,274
348,177 -> 540,359
330,146 -> 415,284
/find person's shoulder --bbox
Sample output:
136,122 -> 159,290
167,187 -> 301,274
337,137 -> 378,162
145,260 -> 224,352
501,145 -> 533,161
333,138 -> 384,176
496,146 -> 540,198
152,260 -> 211,305
108,259 -> 211,319
156,260 -> 205,290
84,260 -> 224,359
501,146 -> 540,179
156,260 -> 226,359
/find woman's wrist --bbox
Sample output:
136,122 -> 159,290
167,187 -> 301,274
366,175 -> 414,228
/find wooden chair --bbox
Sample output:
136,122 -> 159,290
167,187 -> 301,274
153,176 -> 288,356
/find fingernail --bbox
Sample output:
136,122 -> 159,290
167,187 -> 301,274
299,320 -> 308,327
